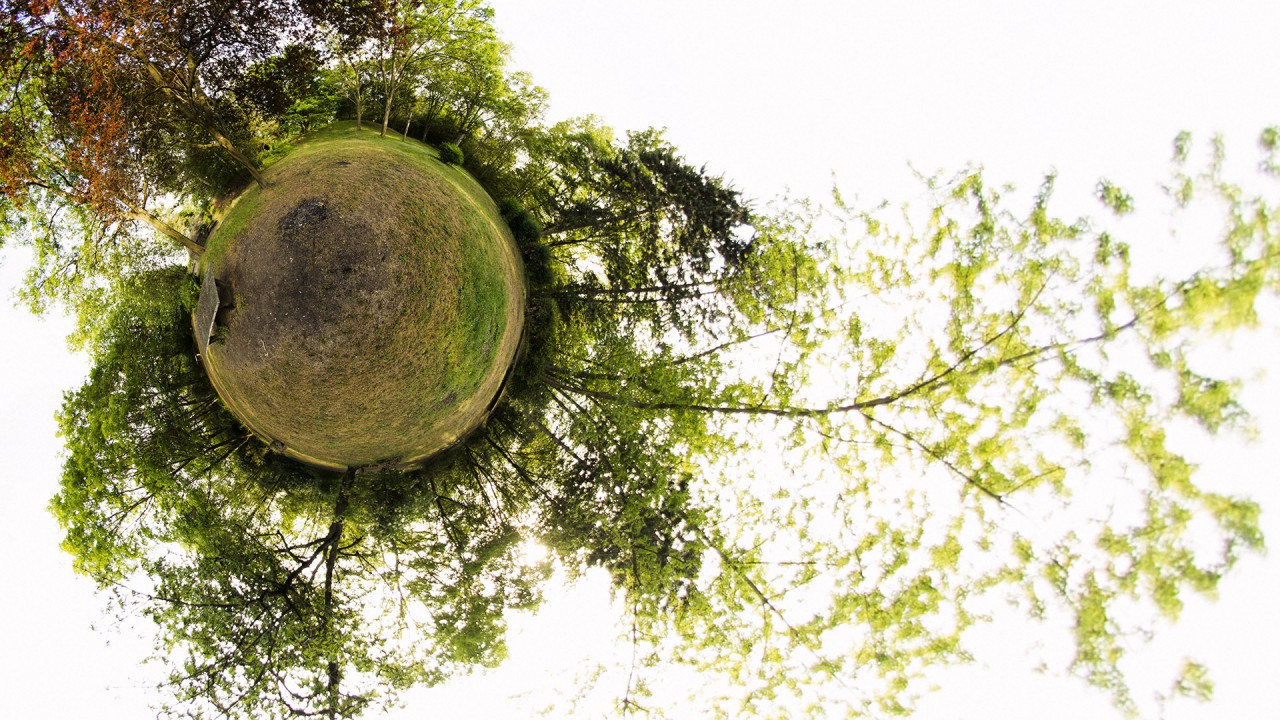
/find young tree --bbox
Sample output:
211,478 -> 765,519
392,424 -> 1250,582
367,0 -> 497,138
303,0 -> 386,130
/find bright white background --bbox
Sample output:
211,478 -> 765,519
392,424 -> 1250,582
2,1 -> 1278,717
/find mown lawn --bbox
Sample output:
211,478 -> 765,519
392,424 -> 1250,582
200,122 -> 525,470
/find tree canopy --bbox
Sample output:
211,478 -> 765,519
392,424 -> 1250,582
5,2 -> 1278,718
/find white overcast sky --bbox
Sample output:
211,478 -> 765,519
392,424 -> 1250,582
2,1 -> 1279,718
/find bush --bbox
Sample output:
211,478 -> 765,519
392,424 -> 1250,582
419,117 -> 461,146
184,144 -> 252,196
438,142 -> 464,166
497,198 -> 523,218
259,142 -> 296,168
509,212 -> 542,246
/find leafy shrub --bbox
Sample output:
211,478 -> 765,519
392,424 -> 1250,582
419,117 -> 461,146
438,142 -> 464,165
259,142 -> 296,168
497,198 -> 523,218
283,93 -> 338,134
508,211 -> 542,246
184,144 -> 251,196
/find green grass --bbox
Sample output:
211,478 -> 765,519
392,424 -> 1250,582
200,121 -> 525,470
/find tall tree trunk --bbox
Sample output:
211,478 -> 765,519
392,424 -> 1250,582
402,115 -> 411,141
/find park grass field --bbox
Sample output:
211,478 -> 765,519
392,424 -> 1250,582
200,122 -> 525,470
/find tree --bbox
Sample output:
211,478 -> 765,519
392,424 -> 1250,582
52,270 -> 552,719
0,0 -> 344,319
413,30 -> 543,146
512,120 -> 757,339
235,44 -> 337,135
407,38 -> 546,194
365,0 -> 498,138
23,6 -> 1277,711
5,0 -> 306,190
110,0 -> 305,188
1,6 -> 204,253
504,133 -> 1277,715
0,61 -> 200,322
304,0 -> 387,130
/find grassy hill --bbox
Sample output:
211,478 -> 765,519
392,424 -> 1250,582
199,122 -> 525,470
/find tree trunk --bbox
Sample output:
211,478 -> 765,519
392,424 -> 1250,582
209,128 -> 268,189
121,201 -> 204,257
402,115 -> 411,141
381,94 -> 393,137
355,84 -> 363,131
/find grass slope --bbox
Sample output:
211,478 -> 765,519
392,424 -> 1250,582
200,122 -> 524,470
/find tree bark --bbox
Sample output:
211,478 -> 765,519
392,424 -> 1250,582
119,201 -> 204,256
355,83 -> 363,131
381,94 -> 393,137
209,127 -> 269,189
